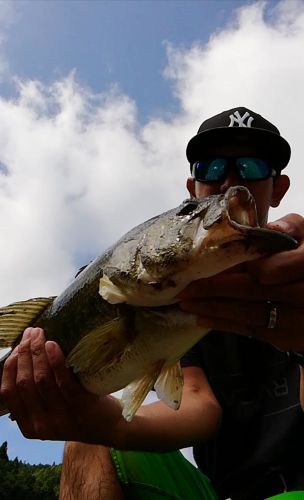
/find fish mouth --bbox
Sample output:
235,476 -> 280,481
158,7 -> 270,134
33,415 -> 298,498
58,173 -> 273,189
224,185 -> 259,227
224,186 -> 298,253
194,186 -> 298,254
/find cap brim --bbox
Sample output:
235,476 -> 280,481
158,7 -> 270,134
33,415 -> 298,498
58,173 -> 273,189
186,127 -> 291,170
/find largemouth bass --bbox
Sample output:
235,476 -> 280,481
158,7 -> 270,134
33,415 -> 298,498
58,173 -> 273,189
0,186 -> 297,421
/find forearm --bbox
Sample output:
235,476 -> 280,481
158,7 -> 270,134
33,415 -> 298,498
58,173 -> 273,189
59,443 -> 124,500
112,391 -> 222,451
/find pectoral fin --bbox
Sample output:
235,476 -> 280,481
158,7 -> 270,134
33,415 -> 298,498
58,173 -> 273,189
121,363 -> 163,422
0,297 -> 54,348
66,317 -> 130,374
154,361 -> 184,411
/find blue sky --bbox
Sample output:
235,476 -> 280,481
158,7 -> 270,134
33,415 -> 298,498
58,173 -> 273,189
2,1 -> 242,120
0,0 -> 303,465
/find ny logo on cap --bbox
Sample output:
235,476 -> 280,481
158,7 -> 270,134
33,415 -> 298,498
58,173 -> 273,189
228,110 -> 254,128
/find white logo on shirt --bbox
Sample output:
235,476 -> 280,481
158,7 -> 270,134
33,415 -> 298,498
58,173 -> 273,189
228,110 -> 254,127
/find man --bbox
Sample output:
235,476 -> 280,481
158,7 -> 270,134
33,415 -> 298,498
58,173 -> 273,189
2,107 -> 304,500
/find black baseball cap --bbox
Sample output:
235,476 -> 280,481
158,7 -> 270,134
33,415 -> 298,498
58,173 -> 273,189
186,107 -> 291,172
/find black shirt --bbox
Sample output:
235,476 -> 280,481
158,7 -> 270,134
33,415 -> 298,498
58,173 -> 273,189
181,332 -> 304,500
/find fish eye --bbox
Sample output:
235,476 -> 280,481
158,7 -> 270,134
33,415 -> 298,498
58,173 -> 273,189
177,200 -> 199,216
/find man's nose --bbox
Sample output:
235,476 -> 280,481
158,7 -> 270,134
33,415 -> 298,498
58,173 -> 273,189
219,168 -> 241,193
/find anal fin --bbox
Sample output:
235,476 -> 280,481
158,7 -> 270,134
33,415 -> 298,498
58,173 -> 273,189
154,361 -> 184,411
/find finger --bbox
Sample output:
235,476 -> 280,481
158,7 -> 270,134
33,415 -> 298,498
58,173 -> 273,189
0,345 -> 27,419
14,334 -> 77,440
30,328 -> 58,400
195,315 -> 301,352
181,298 -> 267,329
45,341 -> 102,435
14,328 -> 49,436
250,214 -> 304,284
30,330 -> 70,409
267,213 -> 304,241
249,247 -> 304,284
181,298 -> 304,351
29,334 -> 83,439
179,273 -> 304,302
16,329 -> 37,400
179,273 -> 249,300
180,298 -> 301,331
45,341 -> 94,407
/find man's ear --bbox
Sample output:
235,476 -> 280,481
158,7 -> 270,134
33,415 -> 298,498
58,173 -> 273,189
271,174 -> 290,207
187,177 -> 196,198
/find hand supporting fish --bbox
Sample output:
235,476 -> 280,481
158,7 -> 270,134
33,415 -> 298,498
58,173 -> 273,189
0,186 -> 297,421
180,212 -> 304,352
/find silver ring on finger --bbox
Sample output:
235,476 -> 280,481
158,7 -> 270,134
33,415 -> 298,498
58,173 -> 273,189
267,301 -> 278,329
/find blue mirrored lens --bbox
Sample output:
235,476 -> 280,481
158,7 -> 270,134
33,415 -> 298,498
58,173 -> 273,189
194,159 -> 227,181
236,158 -> 271,180
193,158 -> 272,182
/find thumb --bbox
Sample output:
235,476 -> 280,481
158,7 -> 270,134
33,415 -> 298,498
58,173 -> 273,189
266,213 -> 304,241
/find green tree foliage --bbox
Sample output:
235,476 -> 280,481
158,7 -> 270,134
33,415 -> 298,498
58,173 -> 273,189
0,442 -> 61,499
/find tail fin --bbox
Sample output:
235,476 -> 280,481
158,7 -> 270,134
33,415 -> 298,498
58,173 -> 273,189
0,297 -> 54,417
0,297 -> 53,348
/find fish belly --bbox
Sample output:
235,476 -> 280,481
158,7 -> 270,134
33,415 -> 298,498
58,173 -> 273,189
78,308 -> 207,396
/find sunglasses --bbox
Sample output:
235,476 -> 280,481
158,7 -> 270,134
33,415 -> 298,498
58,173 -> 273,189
191,157 -> 277,183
